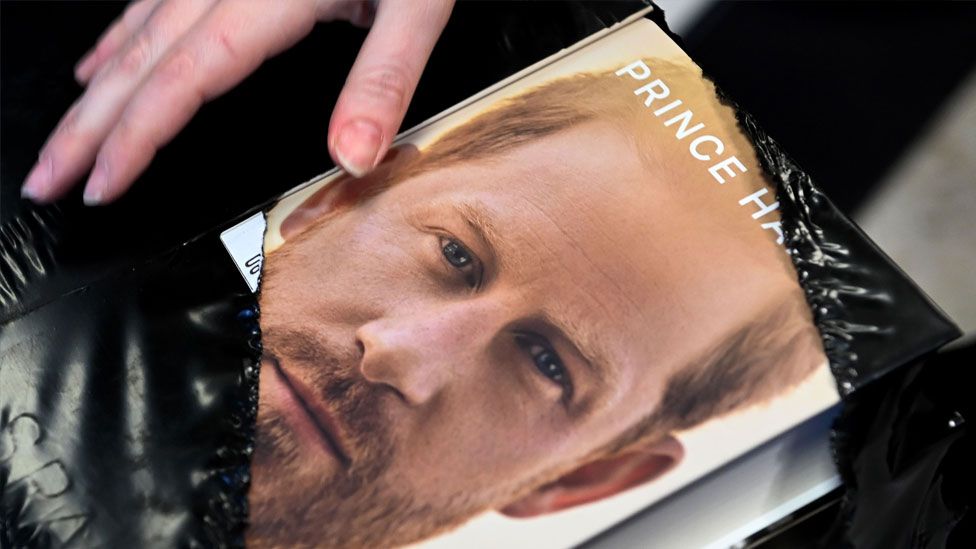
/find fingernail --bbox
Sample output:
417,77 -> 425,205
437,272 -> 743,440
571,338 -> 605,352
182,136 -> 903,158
75,55 -> 94,82
335,120 -> 382,178
83,159 -> 109,206
75,46 -> 98,82
21,153 -> 53,202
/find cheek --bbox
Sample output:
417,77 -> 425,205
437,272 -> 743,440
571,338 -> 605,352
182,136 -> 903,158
334,219 -> 439,308
268,211 -> 430,311
392,375 -> 581,497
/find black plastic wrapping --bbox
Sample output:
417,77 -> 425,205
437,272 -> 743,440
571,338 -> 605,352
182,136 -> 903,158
736,105 -> 968,549
0,1 -> 967,547
2,206 -> 262,547
1,3 -> 654,547
640,4 -> 961,396
828,344 -> 974,548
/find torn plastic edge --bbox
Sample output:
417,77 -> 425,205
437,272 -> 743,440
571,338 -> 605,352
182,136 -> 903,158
0,203 -> 268,546
3,3 -> 963,544
645,3 -> 963,544
202,208 -> 266,547
643,1 -> 962,396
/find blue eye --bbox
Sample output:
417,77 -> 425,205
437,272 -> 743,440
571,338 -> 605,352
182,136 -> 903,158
440,237 -> 482,288
441,239 -> 472,268
535,349 -> 566,383
518,336 -> 572,396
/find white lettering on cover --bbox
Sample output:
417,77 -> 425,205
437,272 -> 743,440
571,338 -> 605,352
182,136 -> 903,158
708,156 -> 748,184
616,58 -> 785,245
653,99 -> 683,116
615,60 -> 651,80
634,79 -> 670,107
738,188 -> 780,219
689,135 -> 725,161
761,221 -> 785,245
663,110 -> 706,139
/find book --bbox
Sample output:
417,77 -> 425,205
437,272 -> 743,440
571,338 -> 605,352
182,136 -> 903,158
229,11 -> 841,548
1,5 -> 958,548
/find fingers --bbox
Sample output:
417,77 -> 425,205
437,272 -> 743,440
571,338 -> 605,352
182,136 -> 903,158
328,0 -> 454,177
75,0 -> 163,84
23,0 -> 319,205
24,0 -> 218,203
23,0 -> 451,205
80,1 -> 319,204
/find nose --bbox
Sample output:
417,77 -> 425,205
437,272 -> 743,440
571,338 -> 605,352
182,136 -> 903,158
355,301 -> 501,406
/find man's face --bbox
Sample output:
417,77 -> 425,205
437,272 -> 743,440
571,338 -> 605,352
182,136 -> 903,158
250,123 -> 788,547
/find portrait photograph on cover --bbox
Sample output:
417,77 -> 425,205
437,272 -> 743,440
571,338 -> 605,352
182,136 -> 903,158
246,17 -> 839,549
5,3 -> 972,548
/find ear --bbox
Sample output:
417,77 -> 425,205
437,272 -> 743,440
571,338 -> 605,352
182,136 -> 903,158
280,144 -> 419,240
500,435 -> 684,518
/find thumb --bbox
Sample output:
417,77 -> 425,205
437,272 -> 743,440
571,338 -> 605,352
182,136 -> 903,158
328,0 -> 453,177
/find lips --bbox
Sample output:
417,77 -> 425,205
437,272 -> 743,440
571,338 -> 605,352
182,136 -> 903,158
268,356 -> 352,467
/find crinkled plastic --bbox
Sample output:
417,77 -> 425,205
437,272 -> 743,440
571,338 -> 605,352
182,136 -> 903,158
642,4 -> 962,396
2,205 -> 262,547
824,343 -> 973,549
0,1 -> 965,547
734,100 -> 968,549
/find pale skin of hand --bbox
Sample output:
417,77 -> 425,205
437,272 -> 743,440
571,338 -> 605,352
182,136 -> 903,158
21,0 -> 454,205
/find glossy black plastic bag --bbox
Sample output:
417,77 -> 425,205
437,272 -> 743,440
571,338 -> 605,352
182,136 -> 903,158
0,2 -> 964,547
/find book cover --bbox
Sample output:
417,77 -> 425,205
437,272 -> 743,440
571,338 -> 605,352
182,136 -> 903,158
237,15 -> 839,548
2,5 -> 960,548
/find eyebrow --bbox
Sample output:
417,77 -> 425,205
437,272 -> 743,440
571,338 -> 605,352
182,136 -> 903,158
452,201 -> 614,396
542,308 -> 615,395
452,201 -> 503,273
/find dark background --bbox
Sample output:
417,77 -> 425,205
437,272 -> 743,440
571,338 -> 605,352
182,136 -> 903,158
4,1 -> 976,233
3,1 -> 975,547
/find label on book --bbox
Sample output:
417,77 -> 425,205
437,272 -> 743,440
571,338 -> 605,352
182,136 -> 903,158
220,212 -> 265,293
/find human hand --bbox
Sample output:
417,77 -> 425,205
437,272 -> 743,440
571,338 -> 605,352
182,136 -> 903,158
21,0 -> 454,205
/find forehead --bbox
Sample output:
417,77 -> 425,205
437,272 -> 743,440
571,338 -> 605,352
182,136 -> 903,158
387,124 -> 776,404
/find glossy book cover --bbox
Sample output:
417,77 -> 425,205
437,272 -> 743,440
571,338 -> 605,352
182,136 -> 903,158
230,15 -> 839,548
2,5 -> 959,549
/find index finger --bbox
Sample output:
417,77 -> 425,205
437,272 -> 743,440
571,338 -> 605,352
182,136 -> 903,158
328,0 -> 454,177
